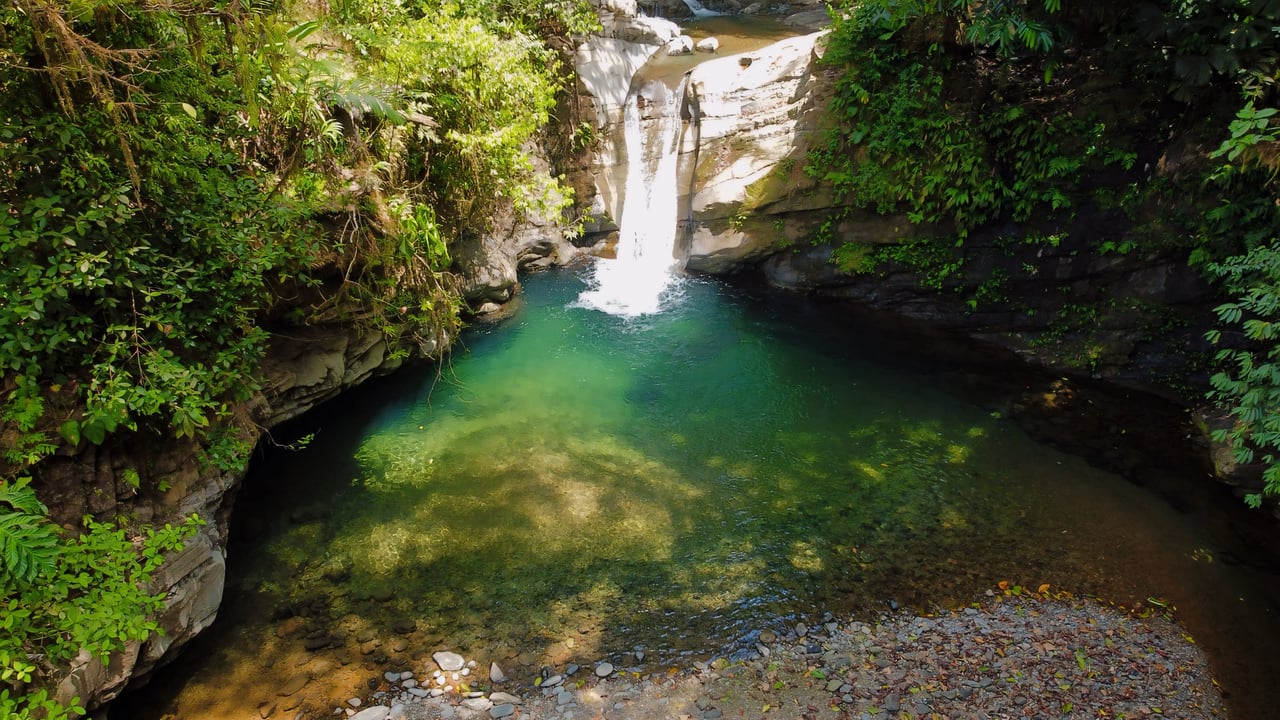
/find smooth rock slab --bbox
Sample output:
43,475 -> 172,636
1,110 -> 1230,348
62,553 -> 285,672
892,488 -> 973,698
434,651 -> 466,672
350,707 -> 391,720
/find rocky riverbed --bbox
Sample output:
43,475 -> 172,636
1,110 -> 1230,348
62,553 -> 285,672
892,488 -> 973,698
292,593 -> 1223,720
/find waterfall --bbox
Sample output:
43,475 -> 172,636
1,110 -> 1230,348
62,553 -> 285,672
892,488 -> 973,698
681,0 -> 723,18
577,77 -> 688,317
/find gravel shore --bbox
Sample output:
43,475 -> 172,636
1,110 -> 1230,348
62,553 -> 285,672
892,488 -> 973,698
321,594 -> 1225,720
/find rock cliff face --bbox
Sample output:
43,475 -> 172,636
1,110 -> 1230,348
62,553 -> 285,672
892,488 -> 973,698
663,27 -> 1213,390
32,323 -> 435,711
677,31 -> 933,273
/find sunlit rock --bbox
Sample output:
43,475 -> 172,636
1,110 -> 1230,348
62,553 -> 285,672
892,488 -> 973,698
681,32 -> 827,272
666,35 -> 695,55
609,16 -> 681,45
434,650 -> 467,672
696,37 -> 720,53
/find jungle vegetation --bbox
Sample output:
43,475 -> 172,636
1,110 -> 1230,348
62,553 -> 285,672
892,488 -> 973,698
810,0 -> 1280,505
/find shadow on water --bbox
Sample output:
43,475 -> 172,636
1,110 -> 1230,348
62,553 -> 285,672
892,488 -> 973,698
114,269 -> 1280,720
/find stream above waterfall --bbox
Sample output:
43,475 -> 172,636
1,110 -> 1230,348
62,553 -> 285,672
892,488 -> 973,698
116,268 -> 1280,719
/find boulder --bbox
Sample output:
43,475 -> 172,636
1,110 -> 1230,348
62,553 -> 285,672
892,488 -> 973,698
608,16 -> 680,45
696,37 -> 720,53
666,35 -> 695,56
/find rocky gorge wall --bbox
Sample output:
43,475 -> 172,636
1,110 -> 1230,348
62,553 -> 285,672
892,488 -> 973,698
30,3 -> 1256,715
32,323 -> 428,711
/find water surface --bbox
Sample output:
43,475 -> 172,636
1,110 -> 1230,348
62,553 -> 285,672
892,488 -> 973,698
118,269 -> 1280,718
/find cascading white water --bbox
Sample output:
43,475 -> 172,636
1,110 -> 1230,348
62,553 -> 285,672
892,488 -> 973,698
681,0 -> 723,18
577,78 -> 688,317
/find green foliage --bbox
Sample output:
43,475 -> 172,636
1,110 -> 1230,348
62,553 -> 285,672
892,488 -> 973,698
0,480 -> 201,718
1210,102 -> 1280,171
809,0 -> 1131,255
952,0 -> 1063,56
0,0 -> 325,466
1199,99 -> 1280,507
1205,243 -> 1280,507
1134,0 -> 1280,102
0,0 -> 585,470
0,479 -> 58,588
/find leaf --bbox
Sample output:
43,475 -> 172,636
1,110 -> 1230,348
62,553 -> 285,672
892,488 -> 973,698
1037,583 -> 1051,594
180,103 -> 197,119
82,419 -> 106,445
60,420 -> 81,446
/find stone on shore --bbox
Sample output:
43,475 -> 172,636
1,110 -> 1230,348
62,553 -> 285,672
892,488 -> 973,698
433,651 -> 465,672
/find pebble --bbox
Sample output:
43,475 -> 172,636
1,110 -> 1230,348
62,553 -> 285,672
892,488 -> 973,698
490,662 -> 508,683
541,674 -> 563,688
490,704 -> 515,718
490,692 -> 522,705
348,708 -> 390,720
595,662 -> 614,677
461,697 -> 492,711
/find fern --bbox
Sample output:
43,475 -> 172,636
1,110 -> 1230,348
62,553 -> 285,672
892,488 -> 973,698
0,479 -> 59,589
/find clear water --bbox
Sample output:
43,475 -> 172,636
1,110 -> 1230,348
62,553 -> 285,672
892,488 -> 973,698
117,268 -> 1280,719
